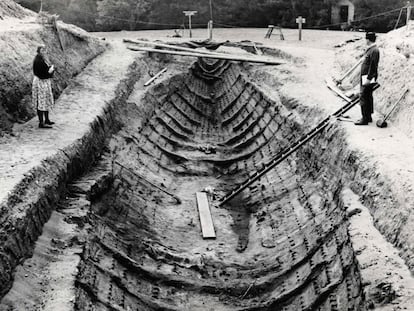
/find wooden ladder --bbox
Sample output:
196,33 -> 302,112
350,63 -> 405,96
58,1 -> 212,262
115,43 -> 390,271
218,84 -> 379,206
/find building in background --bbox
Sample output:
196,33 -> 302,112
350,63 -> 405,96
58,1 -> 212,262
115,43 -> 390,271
331,0 -> 355,28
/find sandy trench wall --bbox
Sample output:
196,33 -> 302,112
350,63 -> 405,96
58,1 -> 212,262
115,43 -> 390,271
331,28 -> 414,269
276,91 -> 414,275
0,22 -> 106,133
0,59 -> 144,298
0,0 -> 34,19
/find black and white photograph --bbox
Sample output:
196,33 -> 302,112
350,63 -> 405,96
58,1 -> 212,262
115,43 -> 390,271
0,0 -> 414,310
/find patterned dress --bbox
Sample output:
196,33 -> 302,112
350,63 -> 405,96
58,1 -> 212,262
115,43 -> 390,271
32,76 -> 54,111
32,54 -> 54,112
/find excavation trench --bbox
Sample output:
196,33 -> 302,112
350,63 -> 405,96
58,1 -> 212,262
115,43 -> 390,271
66,58 -> 364,311
0,57 -> 367,310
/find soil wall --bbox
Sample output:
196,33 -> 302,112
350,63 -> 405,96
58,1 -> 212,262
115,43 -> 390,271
0,0 -> 34,19
0,58 -> 144,298
276,89 -> 414,276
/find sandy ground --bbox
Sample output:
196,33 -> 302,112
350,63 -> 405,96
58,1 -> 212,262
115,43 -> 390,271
1,24 -> 414,309
0,16 -> 41,32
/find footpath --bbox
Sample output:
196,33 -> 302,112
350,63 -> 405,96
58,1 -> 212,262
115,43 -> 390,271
0,42 -> 137,203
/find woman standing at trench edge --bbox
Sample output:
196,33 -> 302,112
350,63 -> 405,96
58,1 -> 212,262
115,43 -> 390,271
32,45 -> 55,128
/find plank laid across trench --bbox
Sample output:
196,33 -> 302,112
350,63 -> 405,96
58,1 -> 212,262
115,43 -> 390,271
196,192 -> 216,239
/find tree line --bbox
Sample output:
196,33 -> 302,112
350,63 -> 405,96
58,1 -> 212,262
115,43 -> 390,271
15,0 -> 409,32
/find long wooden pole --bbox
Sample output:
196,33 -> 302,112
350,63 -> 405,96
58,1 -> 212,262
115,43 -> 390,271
395,7 -> 403,29
126,46 -> 284,65
383,89 -> 409,121
144,68 -> 167,86
123,39 -> 225,56
337,57 -> 364,84
209,0 -> 214,39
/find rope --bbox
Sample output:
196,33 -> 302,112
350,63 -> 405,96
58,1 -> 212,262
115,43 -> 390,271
213,22 -> 239,28
209,6 -> 408,30
308,6 -> 405,29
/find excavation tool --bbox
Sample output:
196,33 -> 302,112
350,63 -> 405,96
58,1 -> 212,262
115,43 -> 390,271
219,84 -> 380,206
326,57 -> 365,99
376,89 -> 409,128
337,116 -> 354,123
325,77 -> 356,102
144,68 -> 167,87
335,57 -> 364,85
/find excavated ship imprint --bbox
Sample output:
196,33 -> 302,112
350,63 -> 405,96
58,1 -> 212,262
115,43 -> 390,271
73,59 -> 363,310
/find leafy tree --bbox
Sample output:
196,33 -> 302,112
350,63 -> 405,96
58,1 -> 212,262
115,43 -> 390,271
96,0 -> 151,31
15,0 -> 409,32
352,0 -> 407,32
66,0 -> 98,31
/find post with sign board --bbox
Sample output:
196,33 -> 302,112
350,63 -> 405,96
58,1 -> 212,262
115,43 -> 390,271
183,11 -> 197,38
296,16 -> 306,41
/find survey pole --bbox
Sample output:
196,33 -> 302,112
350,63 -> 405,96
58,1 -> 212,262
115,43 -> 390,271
296,16 -> 306,41
208,20 -> 213,40
183,11 -> 197,38
208,0 -> 214,40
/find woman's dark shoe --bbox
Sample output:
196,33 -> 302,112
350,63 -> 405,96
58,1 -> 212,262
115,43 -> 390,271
39,123 -> 53,129
44,111 -> 54,125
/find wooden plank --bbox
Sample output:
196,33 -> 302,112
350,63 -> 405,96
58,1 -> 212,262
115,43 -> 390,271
124,39 -> 225,56
127,46 -> 285,66
196,192 -> 216,239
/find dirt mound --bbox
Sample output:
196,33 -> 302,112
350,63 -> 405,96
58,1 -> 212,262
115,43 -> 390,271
0,4 -> 106,135
334,23 -> 414,138
0,0 -> 34,19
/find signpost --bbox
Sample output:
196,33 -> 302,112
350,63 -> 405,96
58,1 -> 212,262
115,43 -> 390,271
183,11 -> 197,38
208,0 -> 213,39
296,16 -> 306,41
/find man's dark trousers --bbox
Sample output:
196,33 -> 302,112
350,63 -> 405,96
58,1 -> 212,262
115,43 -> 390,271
360,84 -> 374,122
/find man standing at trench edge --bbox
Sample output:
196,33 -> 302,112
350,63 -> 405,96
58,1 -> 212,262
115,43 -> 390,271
355,32 -> 380,125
